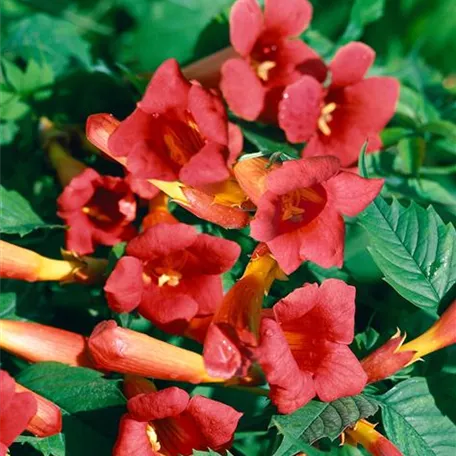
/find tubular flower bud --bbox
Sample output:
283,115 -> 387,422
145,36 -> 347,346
15,383 -> 62,438
114,386 -> 242,456
0,370 -> 37,454
142,193 -> 179,229
88,320 -> 224,384
362,300 -> 456,383
203,243 -> 285,379
123,375 -> 158,399
0,320 -> 94,368
0,241 -> 107,284
345,419 -> 403,456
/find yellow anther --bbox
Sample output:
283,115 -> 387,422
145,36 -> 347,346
157,270 -> 182,287
146,424 -> 161,452
255,60 -> 276,81
318,102 -> 337,136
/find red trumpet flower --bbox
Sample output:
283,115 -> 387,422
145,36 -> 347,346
234,156 -> 383,274
57,168 -> 137,255
0,371 -> 37,455
255,279 -> 367,414
104,223 -> 240,333
221,0 -> 321,122
279,42 -> 400,166
114,385 -> 242,456
90,59 -> 242,193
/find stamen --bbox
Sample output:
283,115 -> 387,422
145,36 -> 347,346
255,60 -> 276,81
163,131 -> 191,166
317,102 -> 337,136
156,269 -> 182,287
146,424 -> 161,452
82,206 -> 112,222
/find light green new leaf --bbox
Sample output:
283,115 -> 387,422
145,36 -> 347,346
16,434 -> 66,456
359,197 -> 456,310
270,395 -> 378,456
377,378 -> 456,455
0,185 -> 62,236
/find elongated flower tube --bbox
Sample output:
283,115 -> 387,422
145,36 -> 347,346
0,241 -> 107,284
123,375 -> 158,399
0,370 -> 37,455
114,385 -> 242,456
142,193 -> 179,228
345,419 -> 403,455
203,243 -> 284,379
362,299 -> 456,383
0,320 -> 94,368
88,320 -> 223,384
15,383 -> 62,438
86,113 -> 250,229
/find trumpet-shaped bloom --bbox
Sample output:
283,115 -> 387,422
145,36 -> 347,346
0,370 -> 37,455
278,42 -> 400,166
114,386 -> 242,456
221,0 -> 323,122
101,59 -> 242,193
345,419 -> 403,456
57,168 -> 137,255
88,320 -> 222,384
236,156 -> 383,274
255,279 -> 367,413
104,223 -> 240,333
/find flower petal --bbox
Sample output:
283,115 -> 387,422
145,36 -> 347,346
104,256 -> 144,313
264,229 -> 304,274
127,387 -> 190,421
324,171 -> 384,217
126,223 -> 197,260
188,84 -> 228,145
113,415 -> 155,456
229,0 -> 263,56
57,168 -> 99,212
278,75 -> 324,143
187,396 -> 242,450
179,143 -> 230,189
227,123 -> 244,167
183,275 -> 224,316
255,318 -> 315,414
138,59 -> 191,114
220,58 -> 265,121
329,42 -> 375,88
62,213 -> 95,256
313,343 -> 367,402
264,0 -> 312,37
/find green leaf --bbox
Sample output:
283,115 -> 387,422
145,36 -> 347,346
16,433 -> 66,456
359,197 -> 456,310
106,242 -> 127,275
270,395 -> 378,455
397,137 -> 426,176
0,91 -> 30,120
16,362 -> 126,456
2,14 -> 92,75
380,127 -> 414,148
377,377 -> 456,455
0,185 -> 62,236
0,120 -> 19,145
340,0 -> 385,43
419,120 -> 456,142
192,451 -> 234,456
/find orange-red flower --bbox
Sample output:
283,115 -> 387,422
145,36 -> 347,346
104,223 -> 240,333
142,193 -> 179,229
234,156 -> 383,274
14,383 -> 62,438
255,279 -> 367,413
0,320 -> 94,368
203,243 -> 284,379
88,320 -> 223,384
114,383 -> 242,456
0,370 -> 37,455
362,299 -> 456,383
0,240 -> 107,284
345,419 -> 403,456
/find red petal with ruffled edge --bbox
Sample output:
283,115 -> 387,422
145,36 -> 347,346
329,42 -> 375,88
312,342 -> 367,401
179,143 -> 230,189
188,85 -> 228,145
187,396 -> 242,450
254,318 -> 315,414
126,224 -> 197,261
263,0 -> 312,37
183,275 -> 224,316
113,415 -> 156,456
227,123 -> 244,166
104,256 -> 144,313
61,213 -> 95,255
138,59 -> 191,114
278,75 -> 323,143
325,171 -> 384,217
229,0 -> 263,56
127,387 -> 190,421
57,168 -> 99,212
220,58 -> 265,121
0,371 -> 37,448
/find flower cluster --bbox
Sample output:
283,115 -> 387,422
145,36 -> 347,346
2,1 -> 453,456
